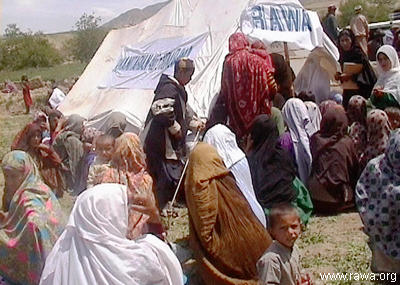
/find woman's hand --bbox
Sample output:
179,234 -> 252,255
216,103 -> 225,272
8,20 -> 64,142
130,193 -> 161,224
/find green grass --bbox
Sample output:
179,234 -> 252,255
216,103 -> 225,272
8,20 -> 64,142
0,62 -> 86,82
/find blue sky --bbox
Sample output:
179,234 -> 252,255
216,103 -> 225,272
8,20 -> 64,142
1,0 -> 165,34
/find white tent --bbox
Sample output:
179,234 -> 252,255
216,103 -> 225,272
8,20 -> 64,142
58,0 -> 338,133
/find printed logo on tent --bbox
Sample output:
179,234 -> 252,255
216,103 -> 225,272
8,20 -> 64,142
101,33 -> 208,90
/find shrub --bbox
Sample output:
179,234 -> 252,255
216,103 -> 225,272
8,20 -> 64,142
0,24 -> 62,71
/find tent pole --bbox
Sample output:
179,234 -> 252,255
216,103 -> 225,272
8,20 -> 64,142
284,42 -> 290,65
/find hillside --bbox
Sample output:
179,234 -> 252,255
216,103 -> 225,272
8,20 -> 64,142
102,1 -> 171,29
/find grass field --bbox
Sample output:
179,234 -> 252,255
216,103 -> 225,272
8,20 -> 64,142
0,62 -> 87,82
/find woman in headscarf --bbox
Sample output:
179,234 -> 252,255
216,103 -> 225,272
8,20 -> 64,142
308,105 -> 360,213
304,101 -> 322,136
52,114 -> 85,191
209,32 -> 277,140
347,95 -> 368,157
90,132 -> 164,240
356,129 -> 400,273
319,99 -> 338,118
336,29 -> 376,108
203,124 -> 266,227
185,143 -> 272,284
39,183 -> 183,285
246,115 -> 313,224
101,111 -> 127,138
370,45 -> 400,110
0,151 -> 64,285
282,98 -> 313,184
360,109 -> 392,169
11,124 -> 67,197
11,111 -> 50,150
385,107 -> 400,129
75,127 -> 103,195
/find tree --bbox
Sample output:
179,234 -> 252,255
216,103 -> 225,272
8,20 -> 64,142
0,24 -> 61,70
69,13 -> 107,62
338,0 -> 397,27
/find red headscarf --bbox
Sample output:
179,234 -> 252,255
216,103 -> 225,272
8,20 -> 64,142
220,32 -> 277,138
250,40 -> 275,73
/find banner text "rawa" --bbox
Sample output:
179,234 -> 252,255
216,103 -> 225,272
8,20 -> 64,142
250,5 -> 312,32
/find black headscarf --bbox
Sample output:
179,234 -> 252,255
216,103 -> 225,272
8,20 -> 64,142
338,29 -> 377,98
247,115 -> 296,208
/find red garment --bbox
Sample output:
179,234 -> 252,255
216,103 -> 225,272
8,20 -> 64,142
250,40 -> 275,73
22,83 -> 33,108
220,33 -> 276,138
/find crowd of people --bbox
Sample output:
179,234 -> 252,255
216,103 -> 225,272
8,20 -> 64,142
1,10 -> 400,284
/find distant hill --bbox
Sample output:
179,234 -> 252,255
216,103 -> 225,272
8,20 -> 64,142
102,1 -> 171,30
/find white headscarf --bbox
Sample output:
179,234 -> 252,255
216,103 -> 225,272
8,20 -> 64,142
203,124 -> 267,227
304,101 -> 322,136
375,45 -> 400,104
40,183 -> 183,285
282,98 -> 313,184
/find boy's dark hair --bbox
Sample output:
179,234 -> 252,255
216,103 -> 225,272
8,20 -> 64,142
174,57 -> 194,75
268,203 -> 300,230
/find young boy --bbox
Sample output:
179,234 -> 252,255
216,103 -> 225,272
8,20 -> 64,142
257,203 -> 311,285
87,134 -> 115,188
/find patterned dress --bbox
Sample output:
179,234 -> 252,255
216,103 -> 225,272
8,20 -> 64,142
0,151 -> 64,285
356,129 -> 400,265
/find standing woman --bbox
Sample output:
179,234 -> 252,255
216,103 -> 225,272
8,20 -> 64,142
336,29 -> 376,108
370,45 -> 400,110
0,151 -> 64,285
21,75 -> 33,114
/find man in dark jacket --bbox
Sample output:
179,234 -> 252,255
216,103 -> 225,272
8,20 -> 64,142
143,58 -> 204,208
323,5 -> 339,44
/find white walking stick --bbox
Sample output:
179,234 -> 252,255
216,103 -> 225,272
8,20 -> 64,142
167,130 -> 201,229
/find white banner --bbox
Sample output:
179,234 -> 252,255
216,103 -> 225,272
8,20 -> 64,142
102,33 -> 208,89
240,3 -> 324,51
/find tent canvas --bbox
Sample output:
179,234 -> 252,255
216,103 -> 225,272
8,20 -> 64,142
58,0 -> 338,133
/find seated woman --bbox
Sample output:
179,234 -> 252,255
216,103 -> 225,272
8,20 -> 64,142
347,95 -> 368,157
246,115 -> 313,225
203,124 -> 266,227
89,132 -> 164,239
356,129 -> 400,273
335,29 -> 376,108
185,143 -> 272,284
12,123 -> 66,197
360,109 -> 391,170
308,105 -> 360,213
385,106 -> 400,129
39,183 -> 183,285
282,98 -> 313,184
370,45 -> 400,110
0,151 -> 64,285
53,114 -> 85,191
